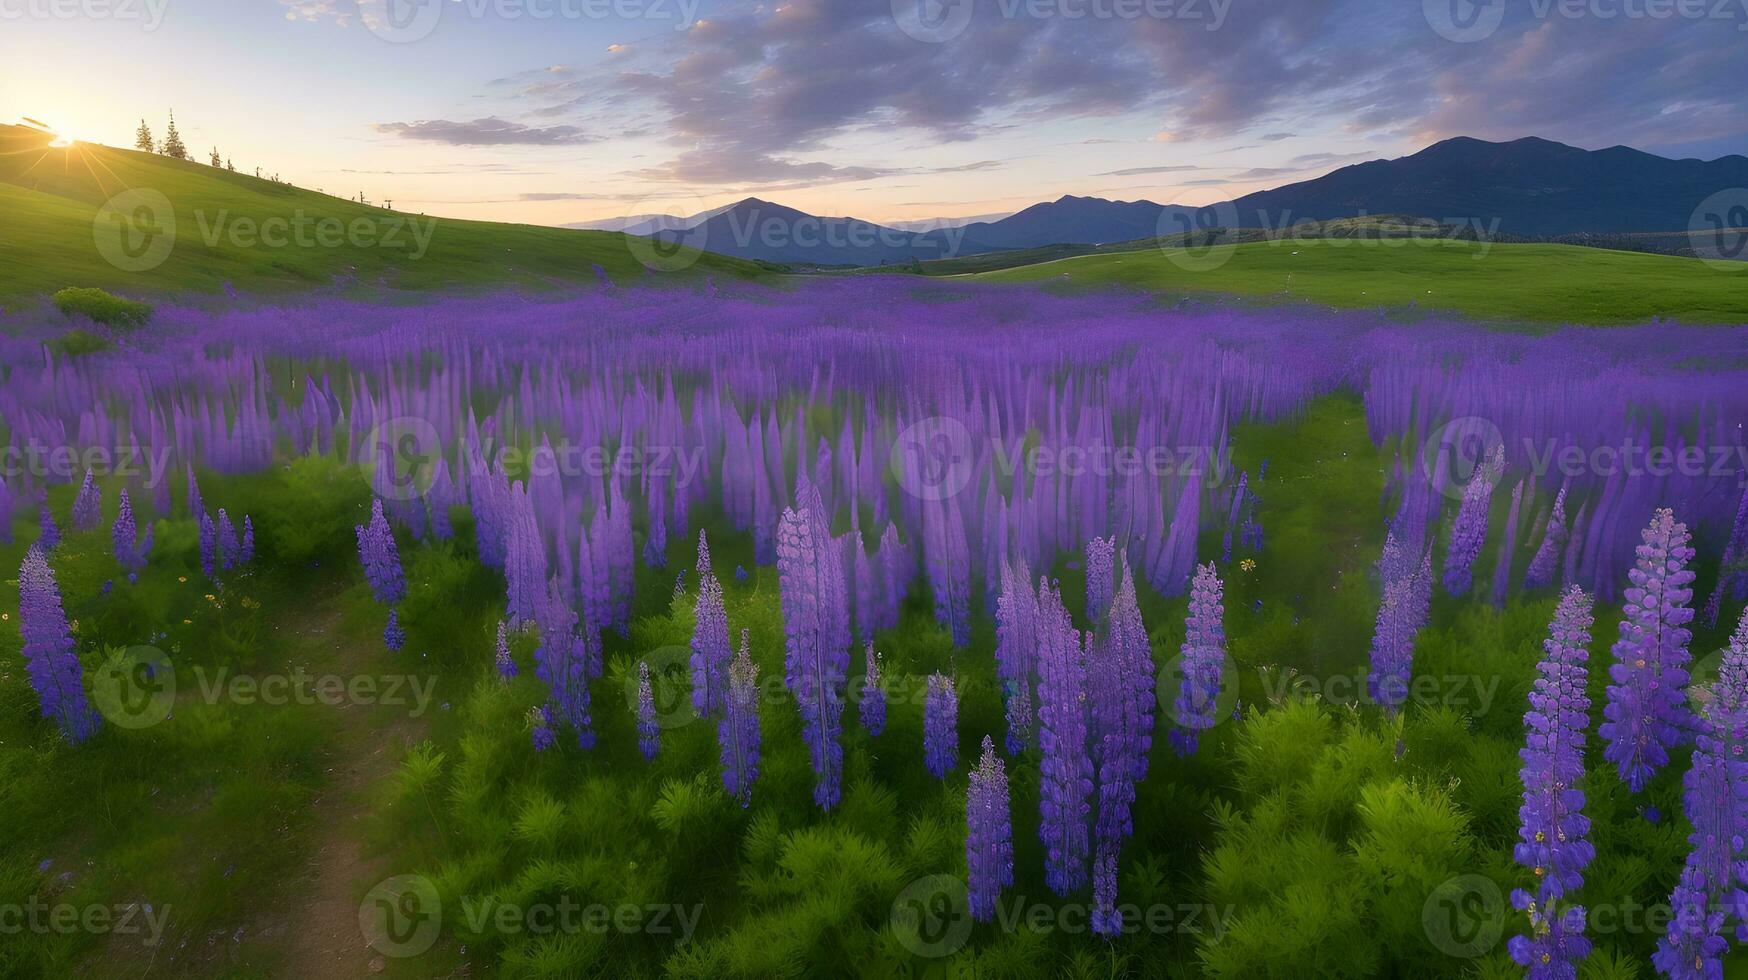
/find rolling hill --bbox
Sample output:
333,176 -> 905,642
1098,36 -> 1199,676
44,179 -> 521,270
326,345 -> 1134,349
0,124 -> 763,303
634,197 -> 1008,266
973,237 -> 1748,325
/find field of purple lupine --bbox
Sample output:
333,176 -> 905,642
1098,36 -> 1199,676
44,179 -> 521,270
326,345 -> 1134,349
4,277 -> 1748,977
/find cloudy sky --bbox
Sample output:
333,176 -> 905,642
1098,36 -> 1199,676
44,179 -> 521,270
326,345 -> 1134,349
6,0 -> 1745,225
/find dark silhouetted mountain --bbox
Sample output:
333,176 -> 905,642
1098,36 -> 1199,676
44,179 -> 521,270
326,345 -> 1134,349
947,195 -> 1199,249
1221,136 -> 1748,236
638,197 -> 1004,266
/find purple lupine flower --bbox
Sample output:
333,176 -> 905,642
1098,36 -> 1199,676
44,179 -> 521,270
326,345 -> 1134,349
383,609 -> 406,651
1110,560 -> 1155,778
534,578 -> 594,749
1493,480 -> 1525,608
776,485 -> 850,810
1654,865 -> 1728,980
1702,485 -> 1748,629
1085,535 -> 1115,623
239,516 -> 254,564
503,483 -> 545,626
215,508 -> 240,571
636,661 -> 660,761
38,502 -> 60,551
185,465 -> 204,523
112,489 -> 145,571
17,547 -> 100,743
1508,588 -> 1596,978
494,620 -> 517,679
529,705 -> 556,752
354,498 -> 407,606
1601,508 -> 1697,792
1666,608 -> 1748,946
994,558 -> 1038,756
1367,577 -> 1417,716
198,511 -> 216,578
1091,845 -> 1121,938
1170,562 -> 1225,756
965,736 -> 1014,923
0,475 -> 13,545
860,643 -> 886,736
425,459 -> 454,542
1443,446 -> 1502,596
734,564 -> 749,583
718,629 -> 762,807
1525,489 -> 1569,591
1036,580 -> 1092,896
69,469 -> 101,531
690,530 -> 731,717
924,673 -> 959,779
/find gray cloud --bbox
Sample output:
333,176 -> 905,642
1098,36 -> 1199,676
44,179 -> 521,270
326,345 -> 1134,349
1096,165 -> 1203,177
373,117 -> 600,146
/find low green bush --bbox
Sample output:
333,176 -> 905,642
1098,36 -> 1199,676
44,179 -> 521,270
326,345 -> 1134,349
53,287 -> 152,330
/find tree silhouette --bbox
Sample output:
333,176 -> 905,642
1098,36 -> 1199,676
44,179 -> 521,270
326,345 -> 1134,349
227,158 -> 236,172
134,120 -> 153,152
210,147 -> 222,167
161,111 -> 188,160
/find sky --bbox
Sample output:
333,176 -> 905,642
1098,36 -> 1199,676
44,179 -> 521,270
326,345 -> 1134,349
3,0 -> 1746,227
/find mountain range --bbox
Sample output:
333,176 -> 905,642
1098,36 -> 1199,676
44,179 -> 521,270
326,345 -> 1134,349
571,137 -> 1748,266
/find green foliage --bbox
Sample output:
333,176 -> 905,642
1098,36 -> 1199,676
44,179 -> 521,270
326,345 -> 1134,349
53,286 -> 152,329
48,328 -> 113,357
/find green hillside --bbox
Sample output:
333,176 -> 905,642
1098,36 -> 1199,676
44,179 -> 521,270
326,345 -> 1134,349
0,124 -> 764,303
974,236 -> 1748,325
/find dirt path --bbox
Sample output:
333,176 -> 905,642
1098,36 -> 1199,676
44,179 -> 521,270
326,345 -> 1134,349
244,603 -> 432,978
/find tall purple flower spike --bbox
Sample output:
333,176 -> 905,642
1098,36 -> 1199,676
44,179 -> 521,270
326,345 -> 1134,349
17,547 -> 100,743
690,530 -> 731,717
776,484 -> 850,810
1525,488 -> 1569,591
859,644 -> 886,736
1443,446 -> 1502,596
718,629 -> 761,807
924,673 -> 959,779
1171,562 -> 1225,756
994,558 -> 1038,756
495,620 -> 517,679
1600,508 -> 1696,792
636,662 -> 660,761
355,498 -> 407,606
1035,580 -> 1091,896
1508,587 -> 1596,978
69,469 -> 101,531
966,736 -> 1014,923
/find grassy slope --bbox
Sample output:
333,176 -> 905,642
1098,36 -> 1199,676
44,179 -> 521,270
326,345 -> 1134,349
974,237 -> 1748,325
0,125 -> 763,302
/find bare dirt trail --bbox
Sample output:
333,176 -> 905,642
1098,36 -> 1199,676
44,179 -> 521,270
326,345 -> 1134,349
239,602 -> 436,978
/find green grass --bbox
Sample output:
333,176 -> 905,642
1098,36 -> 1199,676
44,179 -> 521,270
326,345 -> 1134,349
0,125 -> 766,303
974,236 -> 1748,325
